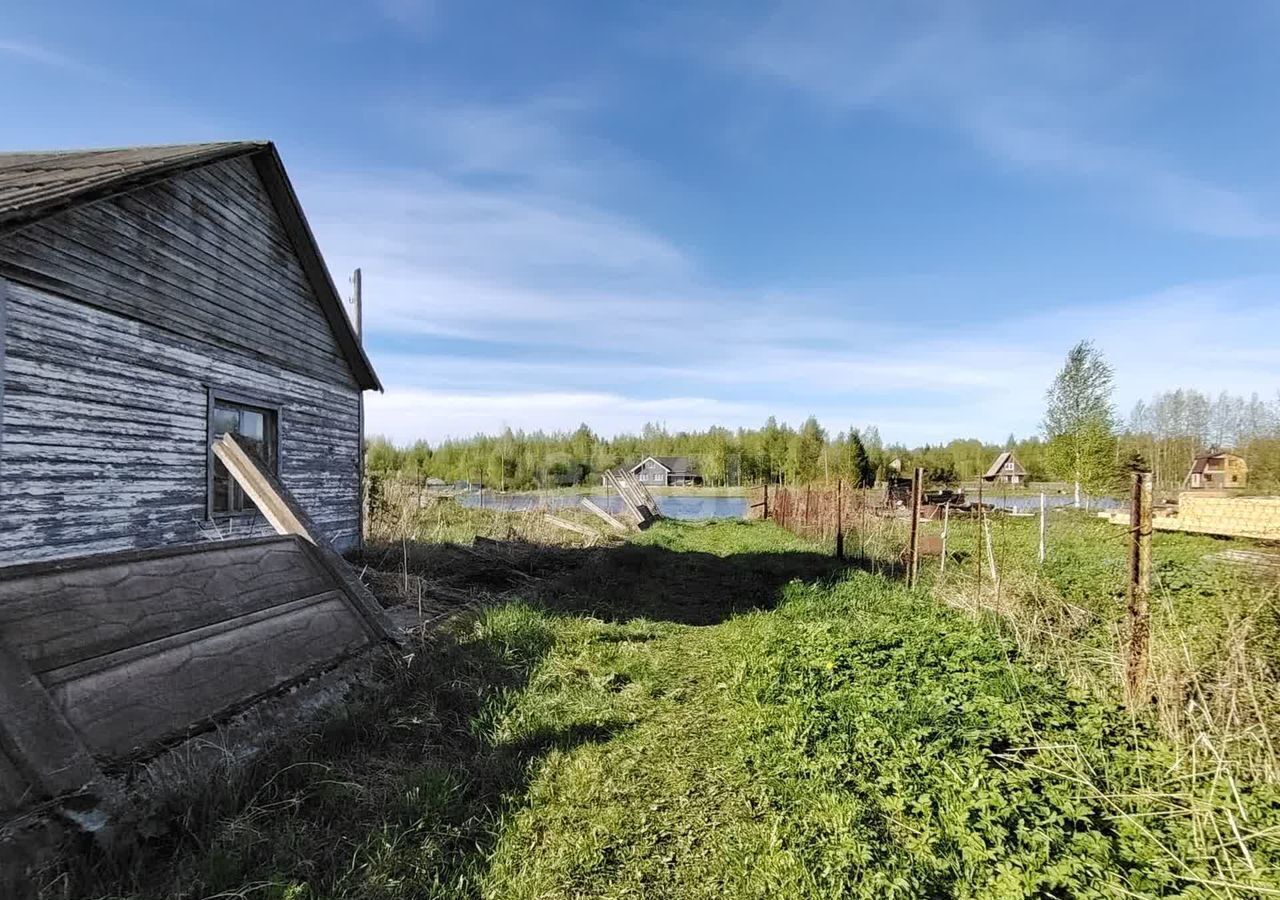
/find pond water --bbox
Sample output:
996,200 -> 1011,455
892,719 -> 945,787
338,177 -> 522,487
457,490 -> 1119,521
457,492 -> 750,521
983,493 -> 1122,512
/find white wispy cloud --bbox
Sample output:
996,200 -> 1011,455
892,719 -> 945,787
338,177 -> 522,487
0,38 -> 88,72
374,0 -> 440,35
366,389 -> 767,443
698,1 -> 1280,239
296,90 -> 1279,447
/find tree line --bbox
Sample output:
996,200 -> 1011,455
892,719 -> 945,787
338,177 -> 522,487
366,342 -> 1280,494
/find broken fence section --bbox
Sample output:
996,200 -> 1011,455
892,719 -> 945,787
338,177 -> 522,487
602,468 -> 661,528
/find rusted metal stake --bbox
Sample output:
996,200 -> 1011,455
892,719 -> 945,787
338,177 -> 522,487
835,478 -> 845,560
1125,472 -> 1153,706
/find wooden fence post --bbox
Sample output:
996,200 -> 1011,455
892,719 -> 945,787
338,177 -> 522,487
1125,472 -> 1154,705
1038,491 -> 1047,565
907,467 -> 923,588
860,488 -> 868,565
835,478 -> 845,560
939,502 -> 949,576
984,514 -> 998,583
762,481 -> 769,520
975,480 -> 983,596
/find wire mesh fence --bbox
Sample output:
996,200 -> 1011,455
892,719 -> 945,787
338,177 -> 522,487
755,474 -> 1280,773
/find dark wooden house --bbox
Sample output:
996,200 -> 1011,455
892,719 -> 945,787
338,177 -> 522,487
631,455 -> 702,487
0,142 -> 380,566
982,451 -> 1026,485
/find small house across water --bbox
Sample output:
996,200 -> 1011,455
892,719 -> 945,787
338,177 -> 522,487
631,455 -> 702,487
982,451 -> 1026,485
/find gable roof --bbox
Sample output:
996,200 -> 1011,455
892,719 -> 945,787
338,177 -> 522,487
0,141 -> 380,391
632,455 -> 697,475
1190,452 -> 1246,474
983,451 -> 1026,479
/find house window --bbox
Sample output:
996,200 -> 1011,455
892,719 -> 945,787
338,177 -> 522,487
210,397 -> 278,515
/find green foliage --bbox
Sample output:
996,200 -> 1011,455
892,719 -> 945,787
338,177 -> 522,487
1044,340 -> 1119,492
789,415 -> 827,483
845,429 -> 876,487
1127,388 -> 1280,491
364,380 -> 1280,495
364,423 -> 1046,492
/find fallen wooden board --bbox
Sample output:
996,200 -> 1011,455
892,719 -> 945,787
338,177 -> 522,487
544,514 -> 601,541
580,497 -> 628,532
1204,549 -> 1280,576
1102,509 -> 1280,541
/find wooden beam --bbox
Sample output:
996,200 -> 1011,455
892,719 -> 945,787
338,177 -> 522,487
580,498 -> 628,532
214,433 -> 316,541
603,470 -> 646,525
214,433 -> 399,642
0,637 -> 108,809
544,514 -> 600,541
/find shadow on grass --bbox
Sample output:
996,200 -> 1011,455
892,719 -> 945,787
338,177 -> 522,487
529,542 -> 844,625
361,536 -> 845,626
41,537 -> 841,899
36,619 -> 626,900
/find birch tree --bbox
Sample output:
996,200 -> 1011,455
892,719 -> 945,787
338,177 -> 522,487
1043,341 -> 1118,504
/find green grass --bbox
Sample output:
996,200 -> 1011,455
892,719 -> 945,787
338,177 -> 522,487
50,522 -> 1280,899
910,512 -> 1280,767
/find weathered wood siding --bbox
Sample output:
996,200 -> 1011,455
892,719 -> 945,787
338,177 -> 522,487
0,156 -> 355,388
635,459 -> 668,485
0,282 -> 361,563
0,157 -> 363,565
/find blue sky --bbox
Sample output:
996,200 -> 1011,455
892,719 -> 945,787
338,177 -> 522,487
3,1 -> 1279,445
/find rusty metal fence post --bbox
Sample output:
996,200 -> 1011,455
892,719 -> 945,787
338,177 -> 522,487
835,478 -> 845,560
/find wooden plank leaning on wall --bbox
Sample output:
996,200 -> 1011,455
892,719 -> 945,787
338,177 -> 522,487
213,433 -> 400,642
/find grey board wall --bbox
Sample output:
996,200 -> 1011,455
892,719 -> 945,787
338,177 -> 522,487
0,281 -> 362,564
0,154 -> 364,565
